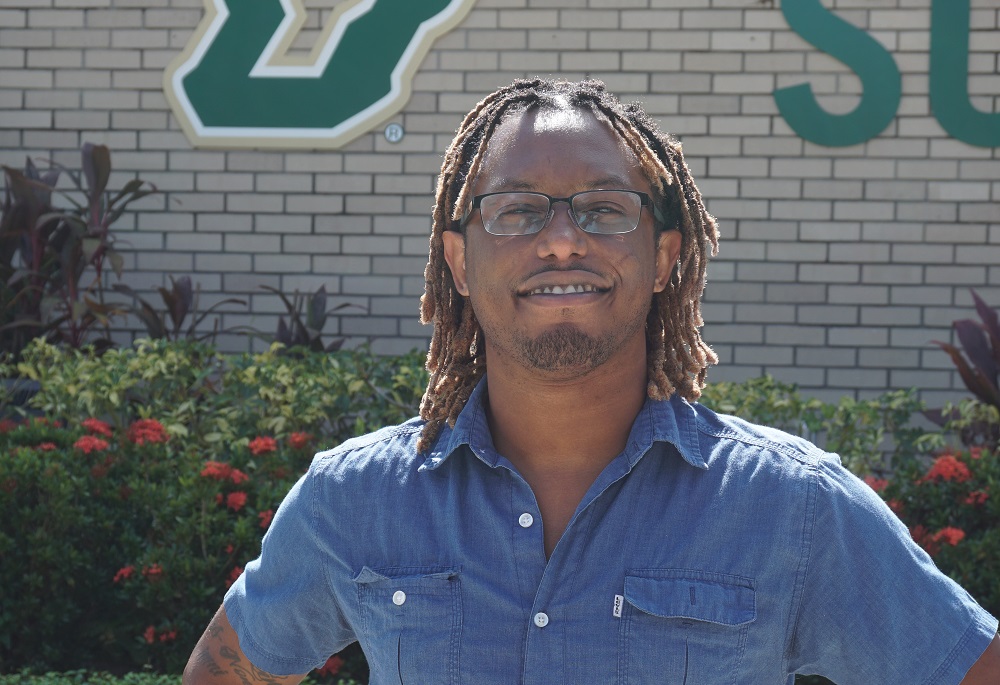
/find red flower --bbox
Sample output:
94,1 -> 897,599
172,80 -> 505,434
911,525 -> 966,557
229,468 -> 249,485
82,418 -> 112,437
74,435 -> 109,454
934,526 -> 965,546
258,509 -> 274,529
113,565 -> 135,583
225,544 -> 234,555
272,466 -> 288,480
920,455 -> 972,484
142,563 -> 163,581
0,418 -> 19,433
288,432 -> 312,450
225,565 -> 243,589
315,655 -> 344,677
36,442 -> 58,452
248,436 -> 277,455
201,460 -> 233,481
127,419 -> 168,445
143,625 -> 156,644
226,491 -> 247,511
887,499 -> 904,516
863,476 -> 888,493
159,629 -> 177,643
965,489 -> 989,506
970,447 -> 983,460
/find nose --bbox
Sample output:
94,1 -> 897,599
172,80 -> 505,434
535,200 -> 588,261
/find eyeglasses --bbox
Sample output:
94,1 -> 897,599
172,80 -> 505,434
465,189 -> 665,236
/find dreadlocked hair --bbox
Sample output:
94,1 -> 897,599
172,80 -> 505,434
417,78 -> 720,453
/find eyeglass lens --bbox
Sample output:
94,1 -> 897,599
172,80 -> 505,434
479,190 -> 643,236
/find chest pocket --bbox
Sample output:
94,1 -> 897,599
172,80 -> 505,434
620,570 -> 755,685
355,566 -> 462,685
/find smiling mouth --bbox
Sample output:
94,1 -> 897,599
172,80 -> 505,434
526,284 -> 605,296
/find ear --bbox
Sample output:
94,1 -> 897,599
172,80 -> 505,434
653,229 -> 682,293
442,230 -> 469,296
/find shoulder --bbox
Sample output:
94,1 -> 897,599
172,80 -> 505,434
689,400 -> 834,470
309,416 -> 428,481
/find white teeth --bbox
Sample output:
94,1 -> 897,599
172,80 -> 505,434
529,284 -> 598,295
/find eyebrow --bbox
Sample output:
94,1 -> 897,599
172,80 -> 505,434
487,175 -> 635,192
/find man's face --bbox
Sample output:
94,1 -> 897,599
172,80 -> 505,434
442,107 -> 680,377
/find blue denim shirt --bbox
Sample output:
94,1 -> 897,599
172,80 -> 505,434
225,380 -> 997,684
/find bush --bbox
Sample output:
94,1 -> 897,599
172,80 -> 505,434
0,340 -> 428,677
2,357 -> 995,684
700,377 -> 924,474
877,441 -> 1000,619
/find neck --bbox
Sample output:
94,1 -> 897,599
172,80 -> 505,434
483,336 -> 649,476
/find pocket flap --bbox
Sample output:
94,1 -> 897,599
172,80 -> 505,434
624,574 -> 755,626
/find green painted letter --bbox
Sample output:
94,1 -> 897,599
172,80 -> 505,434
774,0 -> 901,147
164,0 -> 477,149
930,0 -> 1000,147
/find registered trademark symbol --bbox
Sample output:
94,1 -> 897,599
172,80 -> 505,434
384,123 -> 405,143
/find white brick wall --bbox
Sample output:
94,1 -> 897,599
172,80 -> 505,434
1,0 -> 998,403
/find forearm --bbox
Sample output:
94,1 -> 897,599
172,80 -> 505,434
183,605 -> 306,685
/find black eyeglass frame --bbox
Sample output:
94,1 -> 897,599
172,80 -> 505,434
462,189 -> 667,236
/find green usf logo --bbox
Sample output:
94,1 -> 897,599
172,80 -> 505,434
164,0 -> 476,149
777,0 -> 1000,148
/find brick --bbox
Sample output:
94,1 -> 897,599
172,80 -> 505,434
860,306 -> 921,326
772,201 -> 832,221
928,182 -> 991,202
925,265 -> 989,285
955,245 -> 1000,265
710,31 -> 772,52
797,347 -> 857,367
253,254 -> 310,273
165,232 -> 221,251
828,285 -> 889,305
701,324 -> 764,344
498,9 -> 557,27
621,10 -> 679,29
224,234 -> 281,253
526,29 -> 585,49
858,348 -> 920,369
797,305 -> 858,326
314,255 -> 371,275
891,244 -> 954,264
734,344 -> 794,366
737,262 -> 796,282
766,283 -> 827,304
828,326 -> 888,347
765,325 -> 825,346
827,368 -> 888,389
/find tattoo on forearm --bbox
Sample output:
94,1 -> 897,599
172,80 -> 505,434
218,643 -> 294,684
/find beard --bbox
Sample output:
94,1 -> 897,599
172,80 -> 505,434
509,320 -> 641,373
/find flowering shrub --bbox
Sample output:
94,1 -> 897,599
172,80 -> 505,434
0,341 -> 426,678
876,444 -> 1000,618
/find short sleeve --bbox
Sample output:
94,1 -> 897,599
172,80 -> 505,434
787,455 -> 997,685
223,462 -> 354,676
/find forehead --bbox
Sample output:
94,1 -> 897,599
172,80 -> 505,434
472,107 -> 648,194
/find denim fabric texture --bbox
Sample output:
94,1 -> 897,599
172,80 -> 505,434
224,379 -> 997,684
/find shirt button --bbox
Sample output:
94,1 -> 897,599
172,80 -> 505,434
518,513 -> 534,528
533,612 -> 549,628
392,591 -> 406,606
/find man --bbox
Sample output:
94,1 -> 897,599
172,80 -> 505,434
184,79 -> 1000,684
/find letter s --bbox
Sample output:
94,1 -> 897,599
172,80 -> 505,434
774,0 -> 901,147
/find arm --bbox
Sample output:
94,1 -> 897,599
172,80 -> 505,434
183,604 -> 308,685
960,633 -> 1000,685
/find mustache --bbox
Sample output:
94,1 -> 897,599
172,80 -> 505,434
520,264 -> 604,280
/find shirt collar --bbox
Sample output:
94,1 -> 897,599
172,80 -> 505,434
420,377 -> 708,472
